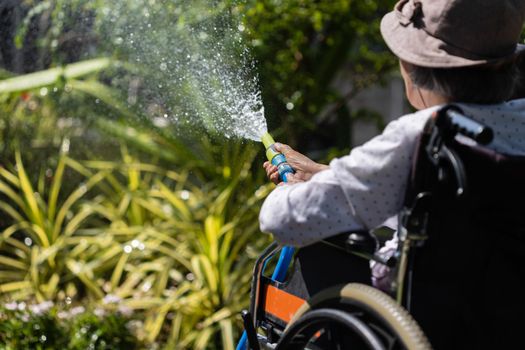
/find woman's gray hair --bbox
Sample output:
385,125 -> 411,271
404,58 -> 522,104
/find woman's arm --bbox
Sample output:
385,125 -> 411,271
259,110 -> 433,246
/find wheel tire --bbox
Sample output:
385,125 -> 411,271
277,308 -> 385,350
285,283 -> 432,350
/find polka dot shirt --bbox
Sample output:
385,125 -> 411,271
259,99 -> 525,247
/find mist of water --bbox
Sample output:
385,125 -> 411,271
98,1 -> 268,141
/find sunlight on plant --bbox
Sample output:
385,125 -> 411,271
0,143 -> 272,349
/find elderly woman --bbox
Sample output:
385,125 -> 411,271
260,0 -> 525,287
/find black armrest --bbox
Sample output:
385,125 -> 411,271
322,231 -> 397,268
322,231 -> 377,254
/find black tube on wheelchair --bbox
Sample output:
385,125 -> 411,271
437,105 -> 494,145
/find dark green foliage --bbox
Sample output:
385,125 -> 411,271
67,312 -> 138,350
240,0 -> 397,149
0,303 -> 139,350
0,307 -> 67,350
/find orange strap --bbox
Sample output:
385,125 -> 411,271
263,284 -> 306,323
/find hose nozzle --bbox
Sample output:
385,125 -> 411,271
261,132 -> 294,182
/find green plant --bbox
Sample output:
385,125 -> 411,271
0,146 -> 109,300
67,311 -> 139,350
240,0 -> 397,149
0,302 -> 67,350
0,301 -> 140,350
0,141 -> 272,348
0,57 -> 119,168
155,152 -> 272,349
74,144 -> 272,349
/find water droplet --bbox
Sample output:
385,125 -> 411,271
39,87 -> 48,97
124,245 -> 132,254
61,139 -> 70,153
286,102 -> 295,110
24,237 -> 32,246
142,281 -> 152,292
153,117 -> 169,128
180,190 -> 190,200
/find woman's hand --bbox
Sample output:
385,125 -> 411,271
263,143 -> 329,185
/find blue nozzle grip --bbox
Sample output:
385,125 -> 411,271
278,163 -> 294,182
270,153 -> 286,166
270,153 -> 294,183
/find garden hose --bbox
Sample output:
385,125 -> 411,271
260,132 -> 296,282
236,133 -> 296,350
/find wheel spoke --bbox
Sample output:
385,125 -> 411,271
276,308 -> 385,350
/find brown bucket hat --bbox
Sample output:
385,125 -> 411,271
381,0 -> 525,68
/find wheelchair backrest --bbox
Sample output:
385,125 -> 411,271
405,110 -> 525,349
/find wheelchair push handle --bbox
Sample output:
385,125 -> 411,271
436,106 -> 494,145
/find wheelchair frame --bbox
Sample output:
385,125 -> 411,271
239,104 -> 499,350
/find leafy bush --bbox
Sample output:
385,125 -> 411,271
241,0 -> 397,148
0,147 -> 110,301
67,310 -> 139,350
0,143 -> 272,349
0,302 -> 67,350
0,301 -> 139,350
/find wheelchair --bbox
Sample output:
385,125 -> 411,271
238,105 -> 525,350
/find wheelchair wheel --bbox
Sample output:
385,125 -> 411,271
276,283 -> 431,350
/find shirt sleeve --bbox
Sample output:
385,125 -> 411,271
259,110 -> 432,247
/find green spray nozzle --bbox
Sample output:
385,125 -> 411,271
261,132 -> 280,162
260,132 -> 294,182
